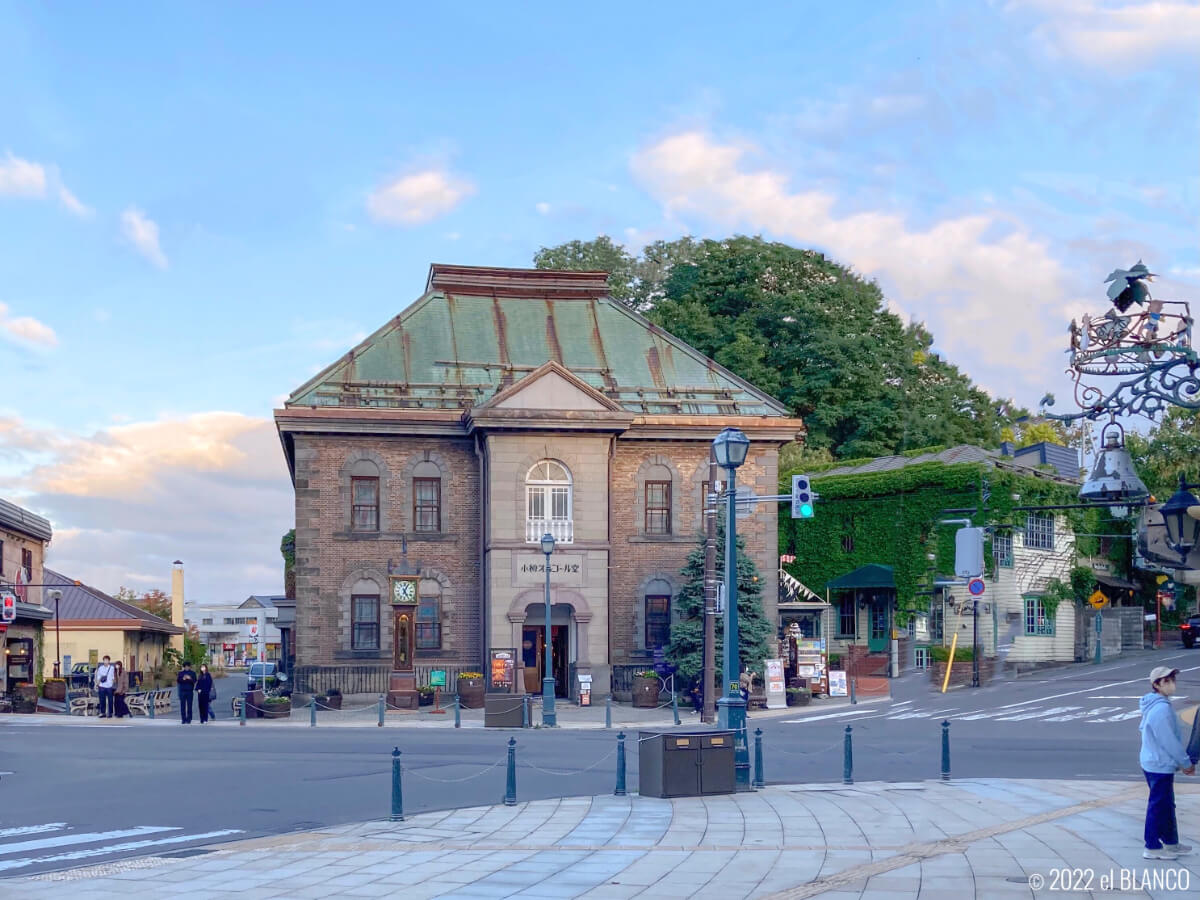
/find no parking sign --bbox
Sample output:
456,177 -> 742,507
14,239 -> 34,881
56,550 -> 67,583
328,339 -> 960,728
967,578 -> 985,597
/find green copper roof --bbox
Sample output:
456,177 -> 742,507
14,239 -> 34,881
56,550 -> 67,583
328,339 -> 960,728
288,266 -> 788,416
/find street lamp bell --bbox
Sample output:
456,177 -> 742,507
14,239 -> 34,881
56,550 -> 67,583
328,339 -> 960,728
540,533 -> 556,556
712,427 -> 750,470
1079,423 -> 1149,518
1160,477 -> 1200,563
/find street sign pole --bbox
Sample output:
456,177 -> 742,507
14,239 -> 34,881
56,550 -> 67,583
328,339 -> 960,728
1095,610 -> 1103,665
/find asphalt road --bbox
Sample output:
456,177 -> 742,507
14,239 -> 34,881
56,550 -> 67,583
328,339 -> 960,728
3,646 -> 1197,877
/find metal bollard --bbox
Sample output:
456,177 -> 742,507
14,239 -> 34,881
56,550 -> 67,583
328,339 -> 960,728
239,693 -> 245,727
850,677 -> 857,705
843,725 -> 853,785
148,693 -> 155,720
454,694 -> 461,728
378,694 -> 385,727
522,694 -> 529,729
504,737 -> 517,806
605,694 -> 612,730
671,692 -> 680,726
614,731 -> 627,796
390,747 -> 404,822
753,728 -> 765,789
941,720 -> 951,781
310,696 -> 317,727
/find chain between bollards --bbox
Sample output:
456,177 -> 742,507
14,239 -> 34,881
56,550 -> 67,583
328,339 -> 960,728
605,694 -> 612,729
671,692 -> 680,726
454,694 -> 461,728
753,727 -> 764,789
504,737 -> 517,806
941,719 -> 951,781
390,747 -> 404,822
843,725 -> 853,785
310,695 -> 317,727
378,694 -> 385,727
614,731 -> 627,796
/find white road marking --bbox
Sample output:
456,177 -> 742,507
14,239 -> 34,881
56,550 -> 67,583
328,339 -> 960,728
0,829 -> 242,873
1043,706 -> 1123,722
0,824 -> 66,838
1098,710 -> 1143,722
782,709 -> 881,724
0,826 -> 176,855
995,664 -> 1200,710
994,706 -> 1082,721
888,707 -> 958,720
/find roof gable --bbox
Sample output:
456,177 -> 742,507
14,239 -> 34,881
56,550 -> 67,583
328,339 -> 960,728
44,568 -> 184,633
484,361 -> 622,412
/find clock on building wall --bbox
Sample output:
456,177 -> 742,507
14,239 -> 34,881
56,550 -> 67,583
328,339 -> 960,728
390,576 -> 418,605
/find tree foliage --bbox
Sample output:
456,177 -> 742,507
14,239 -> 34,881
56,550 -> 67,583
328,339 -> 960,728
665,524 -> 773,688
1125,408 -> 1200,499
535,234 -> 1016,459
116,587 -> 171,621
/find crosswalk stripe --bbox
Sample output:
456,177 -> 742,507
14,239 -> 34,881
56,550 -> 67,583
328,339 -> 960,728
1043,706 -> 1122,722
0,828 -> 243,873
0,824 -> 66,838
994,706 -> 1081,721
0,825 -> 176,855
1099,710 -> 1142,722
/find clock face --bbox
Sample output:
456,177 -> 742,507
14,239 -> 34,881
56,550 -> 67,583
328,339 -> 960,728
392,578 -> 416,605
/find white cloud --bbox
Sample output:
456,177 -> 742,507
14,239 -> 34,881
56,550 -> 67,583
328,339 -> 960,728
57,185 -> 93,218
630,131 -> 1084,400
0,153 -> 47,196
535,201 -> 551,215
366,168 -> 475,226
1012,0 -> 1200,67
121,207 -> 168,269
0,302 -> 57,348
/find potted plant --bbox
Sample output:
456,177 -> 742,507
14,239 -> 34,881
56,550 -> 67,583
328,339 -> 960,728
418,685 -> 435,707
261,695 -> 292,719
42,678 -> 67,702
12,682 -> 38,714
632,671 -> 660,708
828,654 -> 843,670
457,672 -> 485,709
323,687 -> 343,710
786,687 -> 812,707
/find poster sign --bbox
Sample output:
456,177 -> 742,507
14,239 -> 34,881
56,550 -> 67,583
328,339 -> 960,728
829,670 -> 848,697
794,638 -> 828,695
489,648 -> 515,692
429,669 -> 447,688
764,658 -> 786,709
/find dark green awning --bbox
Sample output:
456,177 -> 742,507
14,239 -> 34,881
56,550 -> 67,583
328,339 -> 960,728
827,564 -> 896,591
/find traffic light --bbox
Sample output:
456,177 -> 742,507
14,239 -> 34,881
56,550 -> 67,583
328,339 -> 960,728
1,592 -> 15,622
791,475 -> 815,519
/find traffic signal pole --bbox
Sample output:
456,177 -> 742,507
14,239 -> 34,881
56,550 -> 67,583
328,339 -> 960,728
702,450 -> 718,725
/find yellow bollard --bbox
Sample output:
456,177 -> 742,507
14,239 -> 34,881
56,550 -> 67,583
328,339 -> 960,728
940,633 -> 958,694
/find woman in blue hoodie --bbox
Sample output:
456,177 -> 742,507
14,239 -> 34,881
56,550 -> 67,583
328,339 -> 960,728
1139,666 -> 1194,859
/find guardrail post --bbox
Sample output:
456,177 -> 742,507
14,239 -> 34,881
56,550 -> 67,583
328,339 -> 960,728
378,694 -> 385,727
753,727 -> 764,789
941,720 -> 951,781
671,692 -> 680,726
850,677 -> 857,705
614,731 -> 627,796
605,694 -> 612,730
310,695 -> 317,727
843,725 -> 853,785
239,693 -> 245,727
454,694 -> 461,728
390,747 -> 404,822
504,737 -> 517,806
522,694 -> 529,729
148,692 -> 155,720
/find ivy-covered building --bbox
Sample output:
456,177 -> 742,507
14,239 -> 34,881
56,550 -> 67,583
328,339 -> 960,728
779,444 -> 1116,674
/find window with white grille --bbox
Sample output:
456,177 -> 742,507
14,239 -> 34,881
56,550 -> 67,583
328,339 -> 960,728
1024,597 -> 1054,635
1023,513 -> 1054,551
526,460 -> 573,543
995,532 -> 1013,567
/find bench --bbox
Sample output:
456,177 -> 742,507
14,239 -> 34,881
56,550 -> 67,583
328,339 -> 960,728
68,690 -> 98,716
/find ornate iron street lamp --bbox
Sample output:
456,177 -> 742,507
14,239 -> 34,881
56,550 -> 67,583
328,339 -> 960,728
540,532 -> 557,726
1160,478 -> 1200,564
712,426 -> 751,791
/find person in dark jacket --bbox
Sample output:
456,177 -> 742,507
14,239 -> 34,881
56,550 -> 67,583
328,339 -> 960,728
176,662 -> 197,724
196,664 -> 215,724
1139,666 -> 1194,859
113,661 -> 130,718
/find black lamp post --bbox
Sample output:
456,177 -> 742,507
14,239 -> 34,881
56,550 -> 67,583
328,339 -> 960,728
1161,476 -> 1200,563
712,426 -> 751,791
540,531 -> 557,726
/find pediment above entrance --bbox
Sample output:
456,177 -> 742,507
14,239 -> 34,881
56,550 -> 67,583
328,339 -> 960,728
484,361 -> 623,413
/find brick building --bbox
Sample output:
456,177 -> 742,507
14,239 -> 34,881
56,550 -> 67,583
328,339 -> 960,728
275,265 -> 803,699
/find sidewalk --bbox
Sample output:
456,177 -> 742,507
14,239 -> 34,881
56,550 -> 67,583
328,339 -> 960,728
9,778 -> 1199,898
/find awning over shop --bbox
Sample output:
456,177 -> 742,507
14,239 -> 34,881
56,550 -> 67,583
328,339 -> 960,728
827,564 -> 896,592
1095,573 -> 1136,592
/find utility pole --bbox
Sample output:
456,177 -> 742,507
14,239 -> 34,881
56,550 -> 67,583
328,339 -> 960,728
701,449 -> 718,725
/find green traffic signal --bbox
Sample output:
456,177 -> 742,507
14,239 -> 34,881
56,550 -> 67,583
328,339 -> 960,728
800,502 -> 814,518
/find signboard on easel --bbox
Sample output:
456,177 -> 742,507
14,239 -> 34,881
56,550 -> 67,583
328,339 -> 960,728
794,638 -> 829,695
764,658 -> 786,709
489,649 -> 515,693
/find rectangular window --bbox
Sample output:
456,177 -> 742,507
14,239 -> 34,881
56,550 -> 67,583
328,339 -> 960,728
914,647 -> 930,670
416,593 -> 441,650
551,486 -> 569,520
645,595 -> 671,650
413,478 -> 441,532
202,618 -> 213,626
351,477 -> 380,532
0,539 -> 4,574
995,532 -> 1014,567
21,548 -> 33,581
838,597 -> 857,638
1024,597 -> 1054,635
1024,513 -> 1054,551
645,481 -> 672,535
527,487 -> 545,520
351,594 -> 380,650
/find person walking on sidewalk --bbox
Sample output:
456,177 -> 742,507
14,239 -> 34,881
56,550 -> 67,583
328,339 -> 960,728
177,661 -> 197,724
196,664 -> 215,724
95,656 -> 116,719
1140,666 -> 1194,859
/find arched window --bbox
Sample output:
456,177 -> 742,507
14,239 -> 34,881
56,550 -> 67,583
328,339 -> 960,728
526,459 -> 573,543
412,460 -> 442,532
350,578 -> 381,650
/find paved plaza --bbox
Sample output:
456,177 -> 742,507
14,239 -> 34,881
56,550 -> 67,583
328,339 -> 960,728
8,778 -> 1199,899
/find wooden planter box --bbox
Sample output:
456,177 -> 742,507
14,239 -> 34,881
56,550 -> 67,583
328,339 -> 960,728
458,678 -> 485,709
632,676 -> 660,708
418,692 -> 434,707
261,704 -> 291,719
786,691 -> 811,707
42,681 -> 67,702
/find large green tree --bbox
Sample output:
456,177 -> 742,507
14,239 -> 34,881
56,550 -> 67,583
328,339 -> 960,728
535,235 -> 1011,458
1126,407 -> 1200,498
665,524 -> 772,690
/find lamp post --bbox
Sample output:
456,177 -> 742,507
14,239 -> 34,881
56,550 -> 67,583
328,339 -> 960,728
47,590 -> 62,678
540,532 -> 557,727
1160,476 -> 1200,564
712,426 -> 751,791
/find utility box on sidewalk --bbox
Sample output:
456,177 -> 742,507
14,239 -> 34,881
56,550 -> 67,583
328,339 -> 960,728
638,730 -> 735,798
484,694 -> 526,727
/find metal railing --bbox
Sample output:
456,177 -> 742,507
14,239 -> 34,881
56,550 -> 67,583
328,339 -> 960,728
525,518 -> 573,544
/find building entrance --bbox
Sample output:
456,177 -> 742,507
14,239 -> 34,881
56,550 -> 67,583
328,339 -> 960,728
522,625 -> 568,697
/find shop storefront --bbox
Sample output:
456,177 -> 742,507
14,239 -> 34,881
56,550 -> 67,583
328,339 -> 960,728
2,603 -> 51,697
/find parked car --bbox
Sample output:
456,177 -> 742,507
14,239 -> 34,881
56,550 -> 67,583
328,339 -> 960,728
1182,615 -> 1200,648
246,661 -> 277,689
70,662 -> 95,688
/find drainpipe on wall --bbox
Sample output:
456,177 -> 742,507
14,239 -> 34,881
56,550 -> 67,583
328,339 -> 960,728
475,433 -> 488,676
608,434 -> 616,700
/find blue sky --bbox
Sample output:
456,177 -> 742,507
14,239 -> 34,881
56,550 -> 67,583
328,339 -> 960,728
3,1 -> 1197,602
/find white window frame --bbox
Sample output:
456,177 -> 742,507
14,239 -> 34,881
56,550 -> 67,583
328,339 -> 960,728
526,460 -> 573,544
1023,513 -> 1055,552
995,531 -> 1014,567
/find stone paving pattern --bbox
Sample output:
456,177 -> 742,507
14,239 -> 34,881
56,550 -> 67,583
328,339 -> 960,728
9,778 -> 1200,899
